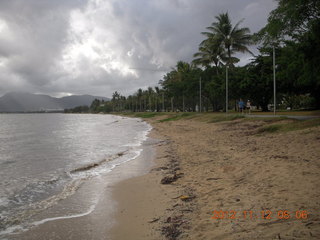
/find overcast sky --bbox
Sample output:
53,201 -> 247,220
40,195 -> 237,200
0,0 -> 277,98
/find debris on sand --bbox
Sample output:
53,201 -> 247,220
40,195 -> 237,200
162,224 -> 182,240
161,174 -> 179,184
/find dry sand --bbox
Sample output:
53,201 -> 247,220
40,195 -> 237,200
111,116 -> 320,240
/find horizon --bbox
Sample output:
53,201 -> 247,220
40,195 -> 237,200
0,91 -> 110,99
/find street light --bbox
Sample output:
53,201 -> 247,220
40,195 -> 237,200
226,65 -> 229,113
199,77 -> 202,112
273,45 -> 276,115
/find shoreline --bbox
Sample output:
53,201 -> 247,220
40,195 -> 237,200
110,121 -> 175,240
6,117 -> 155,240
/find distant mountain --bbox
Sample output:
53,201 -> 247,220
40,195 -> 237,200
0,92 -> 109,112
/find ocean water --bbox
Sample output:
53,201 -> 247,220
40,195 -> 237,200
0,114 -> 151,237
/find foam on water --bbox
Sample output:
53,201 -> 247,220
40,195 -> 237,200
0,114 -> 151,237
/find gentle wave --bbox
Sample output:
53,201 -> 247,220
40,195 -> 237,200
69,151 -> 127,174
0,117 -> 152,237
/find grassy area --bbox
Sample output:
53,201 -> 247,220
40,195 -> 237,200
244,116 -> 288,123
113,111 -> 320,133
249,110 -> 320,116
257,118 -> 320,133
115,112 -> 163,118
207,114 -> 245,123
158,112 -> 245,123
133,112 -> 160,118
159,112 -> 198,122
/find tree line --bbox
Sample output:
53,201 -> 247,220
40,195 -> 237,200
66,0 -> 320,113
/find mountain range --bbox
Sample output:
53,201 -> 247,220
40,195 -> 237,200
0,92 -> 109,112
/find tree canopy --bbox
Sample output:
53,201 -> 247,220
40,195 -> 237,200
80,4 -> 320,113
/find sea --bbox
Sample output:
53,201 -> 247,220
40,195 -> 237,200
0,113 -> 151,238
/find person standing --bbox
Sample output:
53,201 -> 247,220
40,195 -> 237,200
246,100 -> 251,114
239,99 -> 244,113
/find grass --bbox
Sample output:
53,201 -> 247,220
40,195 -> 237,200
113,111 -> 320,133
133,112 -> 160,118
244,116 -> 288,123
249,110 -> 320,116
257,118 -> 320,134
257,124 -> 283,133
207,114 -> 245,123
159,112 -> 198,122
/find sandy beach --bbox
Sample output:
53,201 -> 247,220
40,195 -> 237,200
111,114 -> 320,240
6,114 -> 320,240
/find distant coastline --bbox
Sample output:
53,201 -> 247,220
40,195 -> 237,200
0,92 -> 109,113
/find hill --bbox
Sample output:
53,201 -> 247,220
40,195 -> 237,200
0,92 -> 109,112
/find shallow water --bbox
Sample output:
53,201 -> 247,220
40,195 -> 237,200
0,113 -> 151,237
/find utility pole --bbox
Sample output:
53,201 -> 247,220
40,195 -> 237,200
226,66 -> 228,113
273,45 -> 276,115
199,77 -> 202,112
162,92 -> 164,112
183,95 -> 185,112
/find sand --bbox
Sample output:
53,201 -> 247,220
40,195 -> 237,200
111,116 -> 320,240
6,115 -> 319,240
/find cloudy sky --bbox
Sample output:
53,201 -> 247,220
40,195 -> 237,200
0,0 -> 277,98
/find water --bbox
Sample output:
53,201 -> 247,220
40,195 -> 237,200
0,114 -> 151,237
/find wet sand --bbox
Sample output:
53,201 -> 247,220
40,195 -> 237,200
7,137 -> 156,240
111,115 -> 320,239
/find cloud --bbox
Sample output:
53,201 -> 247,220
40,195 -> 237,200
0,0 -> 277,98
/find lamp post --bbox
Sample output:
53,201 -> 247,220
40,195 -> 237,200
273,45 -> 276,115
162,92 -> 164,112
199,77 -> 202,112
226,65 -> 228,113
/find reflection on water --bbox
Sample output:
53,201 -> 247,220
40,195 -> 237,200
0,113 -> 150,236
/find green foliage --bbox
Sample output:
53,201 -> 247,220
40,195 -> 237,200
202,12 -> 253,66
257,118 -> 320,133
256,0 -> 320,43
159,113 -> 197,122
133,112 -> 158,118
280,94 -> 316,110
208,114 -> 245,123
255,0 -> 320,109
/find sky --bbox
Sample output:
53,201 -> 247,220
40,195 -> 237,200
0,0 -> 277,98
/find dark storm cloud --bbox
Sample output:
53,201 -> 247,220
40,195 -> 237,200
0,0 -> 277,98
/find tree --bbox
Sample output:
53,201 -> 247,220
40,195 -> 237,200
200,12 -> 252,111
137,88 -> 143,111
256,0 -> 320,44
90,99 -> 102,112
245,53 -> 274,111
256,0 -> 320,108
203,12 -> 252,66
192,39 -> 226,74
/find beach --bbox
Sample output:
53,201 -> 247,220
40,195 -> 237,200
5,114 -> 320,240
111,114 -> 320,239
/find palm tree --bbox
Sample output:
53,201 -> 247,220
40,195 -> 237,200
192,39 -> 226,75
202,12 -> 252,112
203,12 -> 252,65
